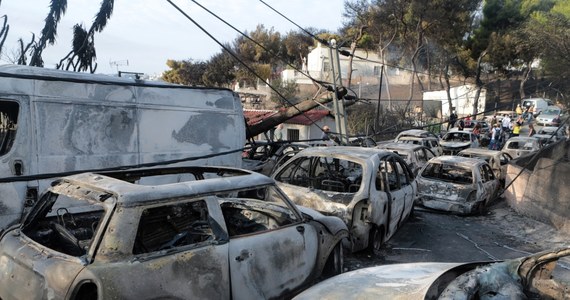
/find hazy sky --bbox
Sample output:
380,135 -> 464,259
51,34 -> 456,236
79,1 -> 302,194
0,0 -> 345,75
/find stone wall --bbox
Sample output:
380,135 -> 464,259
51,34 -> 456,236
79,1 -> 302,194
504,140 -> 570,232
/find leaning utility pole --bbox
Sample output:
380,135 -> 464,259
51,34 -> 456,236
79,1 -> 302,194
328,39 -> 349,145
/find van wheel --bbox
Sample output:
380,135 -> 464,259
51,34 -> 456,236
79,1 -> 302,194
322,242 -> 343,278
367,226 -> 384,253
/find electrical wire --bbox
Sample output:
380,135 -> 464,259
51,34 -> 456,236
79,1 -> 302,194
189,0 -> 332,88
258,0 -> 329,47
167,0 -> 330,133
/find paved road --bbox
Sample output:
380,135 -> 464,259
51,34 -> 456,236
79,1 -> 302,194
345,197 -> 570,280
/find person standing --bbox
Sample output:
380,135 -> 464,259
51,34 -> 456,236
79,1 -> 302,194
516,104 -> 523,116
528,123 -> 536,137
274,124 -> 284,141
528,105 -> 535,122
501,114 -> 511,135
512,121 -> 520,137
464,114 -> 472,127
447,111 -> 458,131
552,115 -> 561,127
488,124 -> 501,150
321,125 -> 331,140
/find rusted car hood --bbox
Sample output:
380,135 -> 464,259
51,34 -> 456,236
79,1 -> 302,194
294,262 -> 465,299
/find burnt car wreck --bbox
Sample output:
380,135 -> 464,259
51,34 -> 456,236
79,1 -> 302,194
272,147 -> 416,252
0,166 -> 348,300
294,247 -> 570,299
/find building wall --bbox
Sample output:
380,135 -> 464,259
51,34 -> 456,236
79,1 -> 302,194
504,140 -> 570,232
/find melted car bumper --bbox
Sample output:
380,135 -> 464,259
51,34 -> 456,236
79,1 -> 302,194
417,196 -> 481,215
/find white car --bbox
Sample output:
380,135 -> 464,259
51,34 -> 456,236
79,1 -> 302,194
439,130 -> 480,155
533,126 -> 566,147
377,142 -> 436,175
272,146 -> 417,252
294,247 -> 570,300
416,156 -> 500,215
394,129 -> 442,156
0,167 -> 348,300
457,148 -> 513,182
501,136 -> 541,158
536,106 -> 563,126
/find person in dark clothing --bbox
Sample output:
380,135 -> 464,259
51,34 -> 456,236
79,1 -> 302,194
447,111 -> 458,131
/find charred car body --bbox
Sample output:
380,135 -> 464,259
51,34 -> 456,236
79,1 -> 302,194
272,147 -> 416,252
439,130 -> 480,155
0,167 -> 348,300
533,126 -> 566,147
294,247 -> 570,300
394,129 -> 442,156
501,136 -> 541,158
376,142 -> 436,175
457,148 -> 513,182
416,156 -> 500,215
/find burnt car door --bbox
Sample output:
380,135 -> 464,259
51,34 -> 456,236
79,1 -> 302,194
89,198 -> 231,299
377,156 -> 414,238
224,187 -> 318,299
478,164 -> 499,204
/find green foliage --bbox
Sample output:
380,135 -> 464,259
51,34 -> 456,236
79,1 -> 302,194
281,30 -> 314,67
162,59 -> 207,86
270,78 -> 299,107
202,50 -> 236,87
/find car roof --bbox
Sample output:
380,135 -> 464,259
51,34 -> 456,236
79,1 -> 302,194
50,166 -> 275,206
427,155 -> 485,167
377,142 -> 426,152
396,129 -> 434,138
294,146 -> 396,162
458,148 -> 501,156
506,136 -> 538,143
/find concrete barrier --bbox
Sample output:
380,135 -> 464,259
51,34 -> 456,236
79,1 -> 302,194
504,140 -> 570,232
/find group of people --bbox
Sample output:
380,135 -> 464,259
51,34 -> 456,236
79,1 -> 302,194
488,112 -> 533,150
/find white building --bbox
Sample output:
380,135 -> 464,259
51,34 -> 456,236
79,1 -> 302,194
423,85 -> 487,118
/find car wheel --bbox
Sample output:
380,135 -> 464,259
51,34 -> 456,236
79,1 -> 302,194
322,242 -> 344,278
367,226 -> 384,253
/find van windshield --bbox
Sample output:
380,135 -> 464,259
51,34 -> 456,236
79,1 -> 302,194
0,100 -> 19,156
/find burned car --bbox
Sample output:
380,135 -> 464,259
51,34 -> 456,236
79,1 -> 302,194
394,129 -> 442,156
376,142 -> 436,175
416,156 -> 500,215
457,148 -> 513,182
0,167 -> 348,300
534,126 -> 566,147
272,147 -> 416,252
501,136 -> 541,158
294,247 -> 570,299
439,130 -> 480,155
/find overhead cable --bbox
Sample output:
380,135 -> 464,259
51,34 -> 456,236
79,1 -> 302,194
189,0 -> 332,88
167,0 -> 328,131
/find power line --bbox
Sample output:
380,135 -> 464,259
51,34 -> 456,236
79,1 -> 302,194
189,0 -> 332,88
258,0 -> 329,47
167,0 -> 329,132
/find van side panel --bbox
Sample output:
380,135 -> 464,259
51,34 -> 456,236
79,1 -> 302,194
136,88 -> 244,167
34,101 -> 139,173
0,66 -> 245,228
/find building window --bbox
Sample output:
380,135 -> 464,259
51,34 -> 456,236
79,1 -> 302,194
287,129 -> 300,141
323,62 -> 330,72
373,66 -> 381,76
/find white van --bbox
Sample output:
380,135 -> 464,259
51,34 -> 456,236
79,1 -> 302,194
521,98 -> 554,116
0,65 -> 245,228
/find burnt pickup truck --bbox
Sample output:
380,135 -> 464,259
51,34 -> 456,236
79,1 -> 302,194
0,167 -> 347,300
